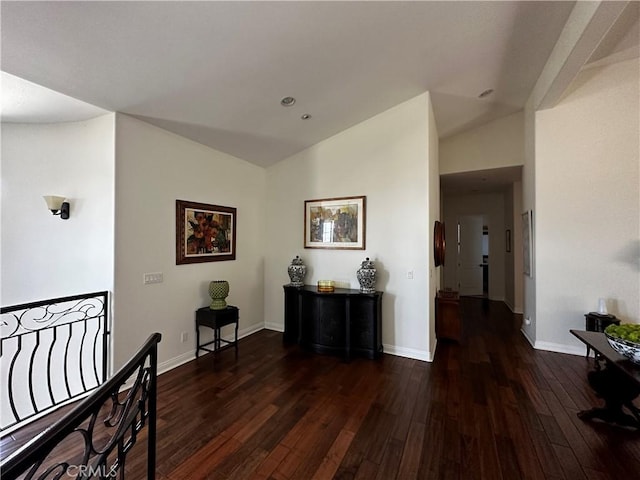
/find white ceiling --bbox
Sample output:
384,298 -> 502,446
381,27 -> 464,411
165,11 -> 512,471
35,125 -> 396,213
1,1 -> 579,167
441,166 -> 523,195
1,71 -> 109,122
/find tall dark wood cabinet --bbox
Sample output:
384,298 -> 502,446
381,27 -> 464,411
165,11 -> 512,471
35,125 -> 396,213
436,290 -> 461,342
283,285 -> 383,360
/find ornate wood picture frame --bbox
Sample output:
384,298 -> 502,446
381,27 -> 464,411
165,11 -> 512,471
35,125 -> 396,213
434,220 -> 446,267
176,200 -> 236,264
304,196 -> 366,249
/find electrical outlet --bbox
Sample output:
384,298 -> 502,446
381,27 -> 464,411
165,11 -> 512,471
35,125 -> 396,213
407,270 -> 414,280
180,331 -> 188,343
143,272 -> 163,285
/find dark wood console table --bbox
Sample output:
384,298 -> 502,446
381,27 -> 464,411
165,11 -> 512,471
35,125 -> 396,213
283,285 -> 382,360
570,330 -> 640,429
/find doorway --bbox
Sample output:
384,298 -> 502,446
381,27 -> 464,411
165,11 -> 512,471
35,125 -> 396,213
456,215 -> 484,296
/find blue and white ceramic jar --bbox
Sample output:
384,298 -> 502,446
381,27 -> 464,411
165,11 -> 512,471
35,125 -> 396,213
287,256 -> 306,287
357,257 -> 376,293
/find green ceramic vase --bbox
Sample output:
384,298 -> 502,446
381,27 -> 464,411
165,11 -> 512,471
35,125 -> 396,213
209,280 -> 229,310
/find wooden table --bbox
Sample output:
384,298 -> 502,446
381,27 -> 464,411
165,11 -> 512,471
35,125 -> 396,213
283,285 -> 382,361
570,330 -> 640,429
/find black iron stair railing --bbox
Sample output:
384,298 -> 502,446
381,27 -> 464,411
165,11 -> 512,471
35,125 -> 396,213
0,332 -> 161,480
1,291 -> 110,433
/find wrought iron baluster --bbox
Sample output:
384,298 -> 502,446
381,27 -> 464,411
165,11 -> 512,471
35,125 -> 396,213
1,291 -> 110,433
79,320 -> 88,392
7,336 -> 22,423
27,330 -> 40,414
46,327 -> 57,406
92,320 -> 101,386
62,323 -> 73,399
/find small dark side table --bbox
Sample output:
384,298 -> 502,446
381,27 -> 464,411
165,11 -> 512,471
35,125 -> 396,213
196,306 -> 239,358
584,312 -> 620,357
570,330 -> 640,429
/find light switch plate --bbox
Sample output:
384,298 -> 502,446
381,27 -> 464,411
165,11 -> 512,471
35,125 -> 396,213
143,272 -> 163,285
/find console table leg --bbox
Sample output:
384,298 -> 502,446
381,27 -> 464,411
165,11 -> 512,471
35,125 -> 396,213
196,325 -> 201,358
234,321 -> 239,357
579,366 -> 640,429
578,407 -> 640,429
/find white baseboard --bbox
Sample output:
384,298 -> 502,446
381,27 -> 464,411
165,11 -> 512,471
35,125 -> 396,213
158,350 -> 194,375
265,322 -> 435,362
520,328 -> 535,348
519,328 -> 587,357
504,299 -> 523,315
236,323 -> 266,339
383,343 -> 433,362
157,323 -> 266,376
533,340 -> 586,357
157,323 -> 438,378
264,322 -> 284,332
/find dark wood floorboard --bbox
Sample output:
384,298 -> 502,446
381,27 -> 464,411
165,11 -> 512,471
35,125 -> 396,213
3,297 -> 639,479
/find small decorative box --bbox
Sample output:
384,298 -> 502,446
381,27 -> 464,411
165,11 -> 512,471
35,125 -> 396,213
317,280 -> 335,292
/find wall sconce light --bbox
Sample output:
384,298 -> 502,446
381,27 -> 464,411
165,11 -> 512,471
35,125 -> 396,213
43,195 -> 70,220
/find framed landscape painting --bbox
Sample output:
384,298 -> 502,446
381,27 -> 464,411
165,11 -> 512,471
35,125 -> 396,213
176,200 -> 236,264
304,196 -> 366,250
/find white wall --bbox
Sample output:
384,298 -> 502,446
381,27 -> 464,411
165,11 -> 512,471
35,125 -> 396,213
442,192 -> 506,302
521,102 -> 537,343
113,114 -> 267,370
428,94 -> 440,355
440,111 -> 524,175
504,184 -> 515,309
534,58 -> 640,354
264,93 -> 437,361
1,115 -> 115,304
504,181 -> 524,313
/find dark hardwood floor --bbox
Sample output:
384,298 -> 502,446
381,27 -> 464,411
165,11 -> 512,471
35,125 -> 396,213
3,298 -> 639,479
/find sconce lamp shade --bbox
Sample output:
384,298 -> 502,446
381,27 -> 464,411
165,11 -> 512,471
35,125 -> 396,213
43,195 -> 70,219
43,195 -> 66,211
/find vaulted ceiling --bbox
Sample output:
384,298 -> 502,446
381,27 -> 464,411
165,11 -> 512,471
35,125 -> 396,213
0,1 -> 638,170
0,1 -> 590,167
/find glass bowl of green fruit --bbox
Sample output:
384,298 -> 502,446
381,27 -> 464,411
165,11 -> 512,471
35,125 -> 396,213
604,323 -> 640,365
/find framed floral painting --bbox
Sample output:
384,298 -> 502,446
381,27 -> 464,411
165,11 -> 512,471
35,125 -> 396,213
176,200 -> 236,264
